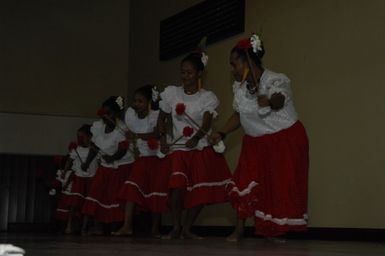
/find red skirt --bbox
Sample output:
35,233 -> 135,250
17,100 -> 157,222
119,156 -> 171,213
82,164 -> 132,223
55,192 -> 72,221
228,121 -> 309,237
67,175 -> 93,210
169,147 -> 232,209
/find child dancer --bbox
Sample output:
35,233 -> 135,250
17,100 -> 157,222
210,34 -> 309,241
158,51 -> 232,239
63,124 -> 99,235
115,85 -> 169,238
52,156 -> 73,223
81,96 -> 134,233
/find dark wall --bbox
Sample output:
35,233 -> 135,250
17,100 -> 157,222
0,0 -> 130,117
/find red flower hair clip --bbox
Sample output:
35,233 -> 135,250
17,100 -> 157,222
236,38 -> 251,50
97,107 -> 107,117
68,141 -> 78,151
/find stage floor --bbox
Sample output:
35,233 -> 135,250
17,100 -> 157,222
1,233 -> 384,256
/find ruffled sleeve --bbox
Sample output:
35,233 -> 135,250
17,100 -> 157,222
267,73 -> 292,103
124,107 -> 136,131
149,110 -> 160,129
256,72 -> 292,116
69,149 -> 77,160
232,81 -> 241,93
114,130 -> 127,144
159,86 -> 176,113
90,120 -> 103,143
232,84 -> 241,113
200,90 -> 219,118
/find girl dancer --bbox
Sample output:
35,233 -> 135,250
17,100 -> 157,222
159,51 -> 232,239
210,34 -> 309,241
82,96 -> 134,234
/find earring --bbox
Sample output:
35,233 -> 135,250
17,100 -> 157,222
148,103 -> 152,113
241,67 -> 250,84
198,78 -> 202,90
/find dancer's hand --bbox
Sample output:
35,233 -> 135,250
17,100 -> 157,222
257,95 -> 270,107
133,147 -> 141,160
208,132 -> 222,145
102,155 -> 114,164
126,130 -> 136,141
185,137 -> 199,148
160,141 -> 170,154
269,92 -> 285,110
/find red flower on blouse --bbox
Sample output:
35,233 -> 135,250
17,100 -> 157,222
118,139 -> 130,150
183,126 -> 194,137
175,103 -> 186,115
147,138 -> 160,150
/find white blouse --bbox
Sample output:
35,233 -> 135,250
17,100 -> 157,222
69,146 -> 98,178
233,69 -> 298,137
159,85 -> 219,151
91,120 -> 134,168
124,108 -> 159,157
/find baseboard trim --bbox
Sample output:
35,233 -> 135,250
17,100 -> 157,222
186,226 -> 385,242
5,223 -> 385,242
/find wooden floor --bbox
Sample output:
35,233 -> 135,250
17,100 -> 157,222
1,233 -> 385,256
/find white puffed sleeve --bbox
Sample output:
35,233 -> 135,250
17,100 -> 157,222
149,110 -> 160,128
232,81 -> 241,93
90,120 -> 103,143
113,129 -> 127,145
69,149 -> 77,160
124,107 -> 136,130
267,74 -> 292,103
200,91 -> 219,118
232,83 -> 241,113
159,86 -> 176,114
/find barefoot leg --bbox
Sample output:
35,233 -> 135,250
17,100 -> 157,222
151,213 -> 161,238
182,205 -> 204,240
112,202 -> 134,236
163,189 -> 183,239
226,218 -> 245,242
65,208 -> 74,234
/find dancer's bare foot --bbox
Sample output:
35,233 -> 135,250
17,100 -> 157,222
111,226 -> 133,236
181,230 -> 203,240
226,229 -> 243,242
64,227 -> 73,235
266,236 -> 286,244
151,231 -> 162,239
162,227 -> 181,240
87,229 -> 104,236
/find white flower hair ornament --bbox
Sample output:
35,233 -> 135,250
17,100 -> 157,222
201,51 -> 209,67
250,34 -> 263,54
152,86 -> 160,102
115,96 -> 124,110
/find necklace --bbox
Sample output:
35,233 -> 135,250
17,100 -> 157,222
184,88 -> 198,95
